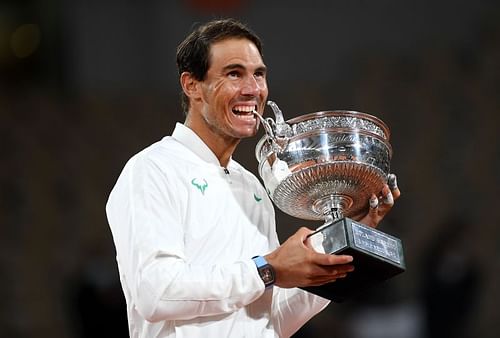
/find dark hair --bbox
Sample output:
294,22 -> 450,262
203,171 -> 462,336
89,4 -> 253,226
176,18 -> 264,113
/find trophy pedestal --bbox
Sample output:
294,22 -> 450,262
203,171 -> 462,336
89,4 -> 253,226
304,218 -> 405,302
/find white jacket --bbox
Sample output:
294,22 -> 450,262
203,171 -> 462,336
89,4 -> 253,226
106,123 -> 329,337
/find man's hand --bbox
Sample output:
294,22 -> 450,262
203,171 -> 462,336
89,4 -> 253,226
265,227 -> 354,288
355,173 -> 401,228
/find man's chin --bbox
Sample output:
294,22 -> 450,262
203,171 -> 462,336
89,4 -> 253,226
233,124 -> 259,139
236,131 -> 258,140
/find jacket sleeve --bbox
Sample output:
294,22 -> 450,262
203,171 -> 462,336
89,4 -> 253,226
271,287 -> 330,337
106,155 -> 265,322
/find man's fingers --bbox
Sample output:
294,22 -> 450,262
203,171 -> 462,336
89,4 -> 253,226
381,185 -> 394,206
388,173 -> 397,190
330,264 -> 355,275
310,264 -> 354,285
369,194 -> 379,216
388,173 -> 401,200
318,264 -> 354,274
312,252 -> 353,266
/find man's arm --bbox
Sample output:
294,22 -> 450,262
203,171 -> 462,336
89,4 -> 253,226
271,287 -> 330,338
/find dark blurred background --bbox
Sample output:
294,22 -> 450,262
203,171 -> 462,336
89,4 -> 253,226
1,0 -> 499,337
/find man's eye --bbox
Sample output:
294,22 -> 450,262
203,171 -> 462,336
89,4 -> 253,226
228,71 -> 240,78
254,71 -> 265,78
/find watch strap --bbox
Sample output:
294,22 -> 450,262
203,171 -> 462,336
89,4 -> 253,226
252,255 -> 268,268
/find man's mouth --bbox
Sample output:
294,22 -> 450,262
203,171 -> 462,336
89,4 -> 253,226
232,105 -> 258,118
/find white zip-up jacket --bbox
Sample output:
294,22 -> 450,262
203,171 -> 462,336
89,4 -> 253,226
106,123 -> 329,337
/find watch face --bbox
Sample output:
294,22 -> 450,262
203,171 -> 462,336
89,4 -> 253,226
260,266 -> 275,285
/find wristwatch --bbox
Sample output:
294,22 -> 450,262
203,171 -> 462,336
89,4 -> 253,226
252,256 -> 275,288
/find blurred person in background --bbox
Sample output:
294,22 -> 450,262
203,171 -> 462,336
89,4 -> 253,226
106,18 -> 400,337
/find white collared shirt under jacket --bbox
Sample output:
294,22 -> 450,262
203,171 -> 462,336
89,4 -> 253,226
106,123 -> 329,337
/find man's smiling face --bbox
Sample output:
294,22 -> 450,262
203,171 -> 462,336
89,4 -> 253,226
192,37 -> 268,142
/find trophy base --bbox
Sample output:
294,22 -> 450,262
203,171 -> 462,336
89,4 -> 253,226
304,217 -> 406,302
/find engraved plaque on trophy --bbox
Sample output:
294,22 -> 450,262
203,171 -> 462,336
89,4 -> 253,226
254,101 -> 406,302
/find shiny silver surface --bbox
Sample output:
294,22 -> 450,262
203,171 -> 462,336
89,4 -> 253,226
255,109 -> 392,221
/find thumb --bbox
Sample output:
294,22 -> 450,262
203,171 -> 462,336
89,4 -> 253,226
296,226 -> 315,242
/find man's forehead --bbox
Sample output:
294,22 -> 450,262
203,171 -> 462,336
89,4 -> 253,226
209,38 -> 261,57
208,37 -> 264,65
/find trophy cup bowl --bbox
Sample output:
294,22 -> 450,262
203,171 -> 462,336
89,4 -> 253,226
255,102 -> 405,301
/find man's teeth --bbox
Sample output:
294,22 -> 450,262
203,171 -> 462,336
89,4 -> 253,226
233,106 -> 256,114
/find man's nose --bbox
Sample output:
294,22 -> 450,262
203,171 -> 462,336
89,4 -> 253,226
241,76 -> 261,96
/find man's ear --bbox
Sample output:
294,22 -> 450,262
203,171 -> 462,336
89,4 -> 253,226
180,72 -> 202,102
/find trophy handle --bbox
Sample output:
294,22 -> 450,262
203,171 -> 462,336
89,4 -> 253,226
253,112 -> 276,140
266,101 -> 292,138
253,100 -> 291,152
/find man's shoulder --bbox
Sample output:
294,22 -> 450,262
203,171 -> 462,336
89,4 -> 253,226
123,136 -> 197,175
138,136 -> 195,162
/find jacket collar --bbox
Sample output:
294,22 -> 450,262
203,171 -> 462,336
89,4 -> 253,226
171,122 -> 234,168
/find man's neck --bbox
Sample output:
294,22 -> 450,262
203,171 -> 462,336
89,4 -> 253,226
183,120 -> 239,168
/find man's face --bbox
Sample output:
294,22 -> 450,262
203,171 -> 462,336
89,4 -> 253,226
194,38 -> 268,141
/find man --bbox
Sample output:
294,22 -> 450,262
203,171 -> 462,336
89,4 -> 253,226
106,18 -> 399,337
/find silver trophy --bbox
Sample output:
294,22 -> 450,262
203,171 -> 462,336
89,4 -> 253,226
254,101 -> 405,301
